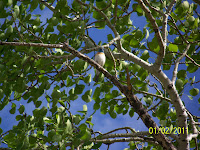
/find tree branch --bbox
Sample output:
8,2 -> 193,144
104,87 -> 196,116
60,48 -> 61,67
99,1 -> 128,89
143,0 -> 164,15
102,127 -> 136,135
133,88 -> 171,102
92,137 -> 159,145
186,110 -> 199,141
172,44 -> 190,84
101,132 -> 150,139
136,0 -> 165,70
166,0 -> 177,14
185,54 -> 200,67
0,41 -> 62,49
152,69 -> 189,150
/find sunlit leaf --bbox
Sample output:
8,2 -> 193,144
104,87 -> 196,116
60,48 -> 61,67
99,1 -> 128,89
189,88 -> 199,96
168,44 -> 178,52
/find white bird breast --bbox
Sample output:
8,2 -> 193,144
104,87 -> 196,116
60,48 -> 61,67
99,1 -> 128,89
95,53 -> 106,66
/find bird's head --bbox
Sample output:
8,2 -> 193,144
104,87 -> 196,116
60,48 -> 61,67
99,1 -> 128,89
98,48 -> 104,53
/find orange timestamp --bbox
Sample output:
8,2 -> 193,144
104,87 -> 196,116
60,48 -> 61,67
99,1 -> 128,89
149,127 -> 188,135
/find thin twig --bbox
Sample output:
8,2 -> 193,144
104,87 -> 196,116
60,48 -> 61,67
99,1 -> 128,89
103,127 -> 136,136
133,88 -> 171,102
186,110 -> 199,141
113,0 -> 118,26
143,0 -> 164,15
172,44 -> 190,84
107,48 -> 118,79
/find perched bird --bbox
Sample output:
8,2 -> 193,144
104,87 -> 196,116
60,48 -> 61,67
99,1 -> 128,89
94,48 -> 106,82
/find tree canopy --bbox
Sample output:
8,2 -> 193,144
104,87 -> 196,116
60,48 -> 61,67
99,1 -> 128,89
0,0 -> 200,150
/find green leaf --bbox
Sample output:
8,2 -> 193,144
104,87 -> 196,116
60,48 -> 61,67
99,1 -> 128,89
129,63 -> 141,73
9,103 -> 16,114
82,95 -> 92,103
93,102 -> 100,110
92,142 -> 102,149
65,119 -> 73,134
79,123 -> 87,132
83,104 -> 87,112
51,89 -> 61,100
187,95 -> 193,100
187,16 -> 195,26
52,134 -> 62,142
95,21 -> 106,29
33,108 -> 40,117
3,132 -> 15,144
69,88 -> 75,95
175,79 -> 183,91
34,101 -> 42,108
187,64 -> 198,73
148,37 -> 160,53
100,83 -> 113,93
100,102 -> 108,114
0,128 -> 2,135
55,48 -> 64,55
93,87 -> 100,101
96,1 -> 107,9
86,89 -> 92,96
134,30 -> 143,40
70,38 -> 82,49
168,44 -> 178,52
7,0 -> 13,6
73,114 -> 81,124
51,17 -> 59,26
107,34 -> 113,41
130,39 -> 138,47
14,5 -> 20,17
189,88 -> 199,96
143,97 -> 153,106
140,50 -> 149,61
191,76 -> 195,84
43,117 -> 54,123
108,110 -> 117,119
143,28 -> 149,39
112,90 -> 119,97
57,106 -> 65,113
56,114 -> 61,124
30,0 -> 38,12
137,68 -> 148,81
18,105 -> 25,114
182,1 -> 189,10
105,92 -> 114,100
6,25 -> 13,35
68,94 -> 78,101
93,11 -> 102,20
132,4 -> 144,16
177,70 -> 187,80
39,4 -> 45,10
129,109 -> 134,117
80,129 -> 91,141
84,74 -> 91,84
155,101 -> 169,120
33,16 -> 40,26
75,84 -> 85,95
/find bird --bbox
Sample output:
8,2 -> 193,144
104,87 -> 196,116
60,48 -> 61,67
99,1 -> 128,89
94,48 -> 106,82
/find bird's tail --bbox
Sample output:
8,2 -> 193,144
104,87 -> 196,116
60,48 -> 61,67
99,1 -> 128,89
94,71 -> 100,82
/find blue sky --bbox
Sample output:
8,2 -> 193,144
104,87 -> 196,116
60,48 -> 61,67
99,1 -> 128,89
0,0 -> 200,149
